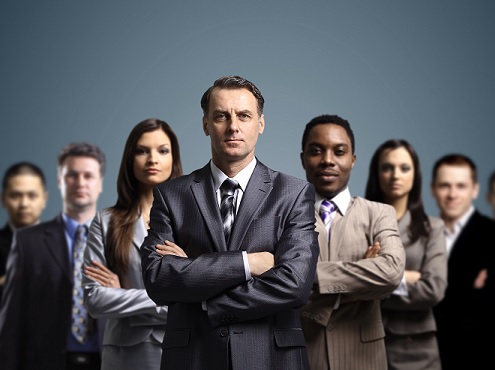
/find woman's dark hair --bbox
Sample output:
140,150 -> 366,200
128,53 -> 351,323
365,139 -> 430,243
107,118 -> 183,274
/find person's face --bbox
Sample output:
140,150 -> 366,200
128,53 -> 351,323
1,174 -> 48,228
300,123 -> 355,199
378,147 -> 414,203
58,156 -> 103,212
431,164 -> 478,222
133,129 -> 173,187
203,87 -> 264,169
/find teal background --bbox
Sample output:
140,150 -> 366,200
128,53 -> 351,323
1,1 -> 494,225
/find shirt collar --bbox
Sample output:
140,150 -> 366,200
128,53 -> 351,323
458,205 -> 475,228
316,187 -> 351,215
62,213 -> 90,239
210,157 -> 257,193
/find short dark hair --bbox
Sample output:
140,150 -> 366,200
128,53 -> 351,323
200,75 -> 265,116
2,161 -> 46,191
301,114 -> 355,154
431,153 -> 477,184
57,142 -> 106,177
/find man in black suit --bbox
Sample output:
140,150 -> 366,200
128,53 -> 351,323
0,143 -> 106,370
141,75 -> 319,370
0,162 -> 48,301
431,153 -> 495,370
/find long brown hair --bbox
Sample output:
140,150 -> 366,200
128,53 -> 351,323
365,139 -> 430,243
106,118 -> 183,275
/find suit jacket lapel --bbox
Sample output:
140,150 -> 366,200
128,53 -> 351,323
229,161 -> 272,251
44,214 -> 71,280
191,164 -> 228,251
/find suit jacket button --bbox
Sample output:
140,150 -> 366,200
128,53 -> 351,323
220,329 -> 228,337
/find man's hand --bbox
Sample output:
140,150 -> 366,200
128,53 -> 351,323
155,240 -> 188,257
247,251 -> 274,276
363,241 -> 380,259
474,268 -> 488,289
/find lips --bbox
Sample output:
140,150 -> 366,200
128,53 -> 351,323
316,171 -> 338,182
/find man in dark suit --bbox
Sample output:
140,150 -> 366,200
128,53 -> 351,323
0,143 -> 106,370
141,75 -> 319,370
431,153 -> 495,370
0,162 -> 48,301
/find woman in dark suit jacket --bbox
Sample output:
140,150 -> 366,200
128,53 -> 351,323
365,139 -> 448,370
82,118 -> 182,370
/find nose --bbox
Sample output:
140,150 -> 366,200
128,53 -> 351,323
321,150 -> 335,165
147,150 -> 158,164
227,116 -> 240,132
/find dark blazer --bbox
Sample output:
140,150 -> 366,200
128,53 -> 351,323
433,210 -> 495,369
141,160 -> 319,370
0,214 -> 103,370
0,224 -> 14,300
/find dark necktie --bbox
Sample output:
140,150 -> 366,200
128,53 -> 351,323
220,179 -> 239,243
72,224 -> 90,343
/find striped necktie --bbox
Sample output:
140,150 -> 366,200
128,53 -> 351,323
220,178 -> 239,244
320,200 -> 336,236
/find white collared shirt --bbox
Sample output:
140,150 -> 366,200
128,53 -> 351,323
444,205 -> 475,257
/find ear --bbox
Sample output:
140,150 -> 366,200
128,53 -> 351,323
300,152 -> 306,170
258,114 -> 265,134
202,116 -> 209,136
351,153 -> 356,168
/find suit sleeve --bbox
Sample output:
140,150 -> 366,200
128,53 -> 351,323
0,231 -> 28,369
141,185 -> 251,306
381,217 -> 447,310
83,210 -> 166,320
317,201 -> 405,303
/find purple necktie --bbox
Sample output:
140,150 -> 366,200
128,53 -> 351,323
320,199 -> 336,229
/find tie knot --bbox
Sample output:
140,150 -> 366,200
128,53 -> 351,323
320,200 -> 335,214
75,225 -> 87,240
221,178 -> 239,196
320,200 -> 336,227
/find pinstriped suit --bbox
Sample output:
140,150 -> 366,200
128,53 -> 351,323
300,197 -> 405,370
141,160 -> 319,370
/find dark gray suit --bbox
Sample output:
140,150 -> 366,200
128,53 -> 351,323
141,160 -> 319,370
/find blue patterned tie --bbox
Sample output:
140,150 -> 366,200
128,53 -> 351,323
320,200 -> 336,235
72,225 -> 90,343
220,179 -> 239,243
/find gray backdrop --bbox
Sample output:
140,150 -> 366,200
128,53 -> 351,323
1,1 -> 494,226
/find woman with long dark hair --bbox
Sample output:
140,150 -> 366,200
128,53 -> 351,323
365,139 -> 447,370
82,118 -> 182,370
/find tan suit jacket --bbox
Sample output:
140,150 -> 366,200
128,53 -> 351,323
301,197 -> 405,370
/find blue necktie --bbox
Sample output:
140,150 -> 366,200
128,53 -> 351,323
220,179 -> 239,243
72,225 -> 90,343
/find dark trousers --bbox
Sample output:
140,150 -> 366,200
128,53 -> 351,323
65,352 -> 101,370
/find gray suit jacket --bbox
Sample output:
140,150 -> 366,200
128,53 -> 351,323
82,209 -> 167,350
141,160 -> 319,370
300,197 -> 405,370
381,212 -> 447,335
